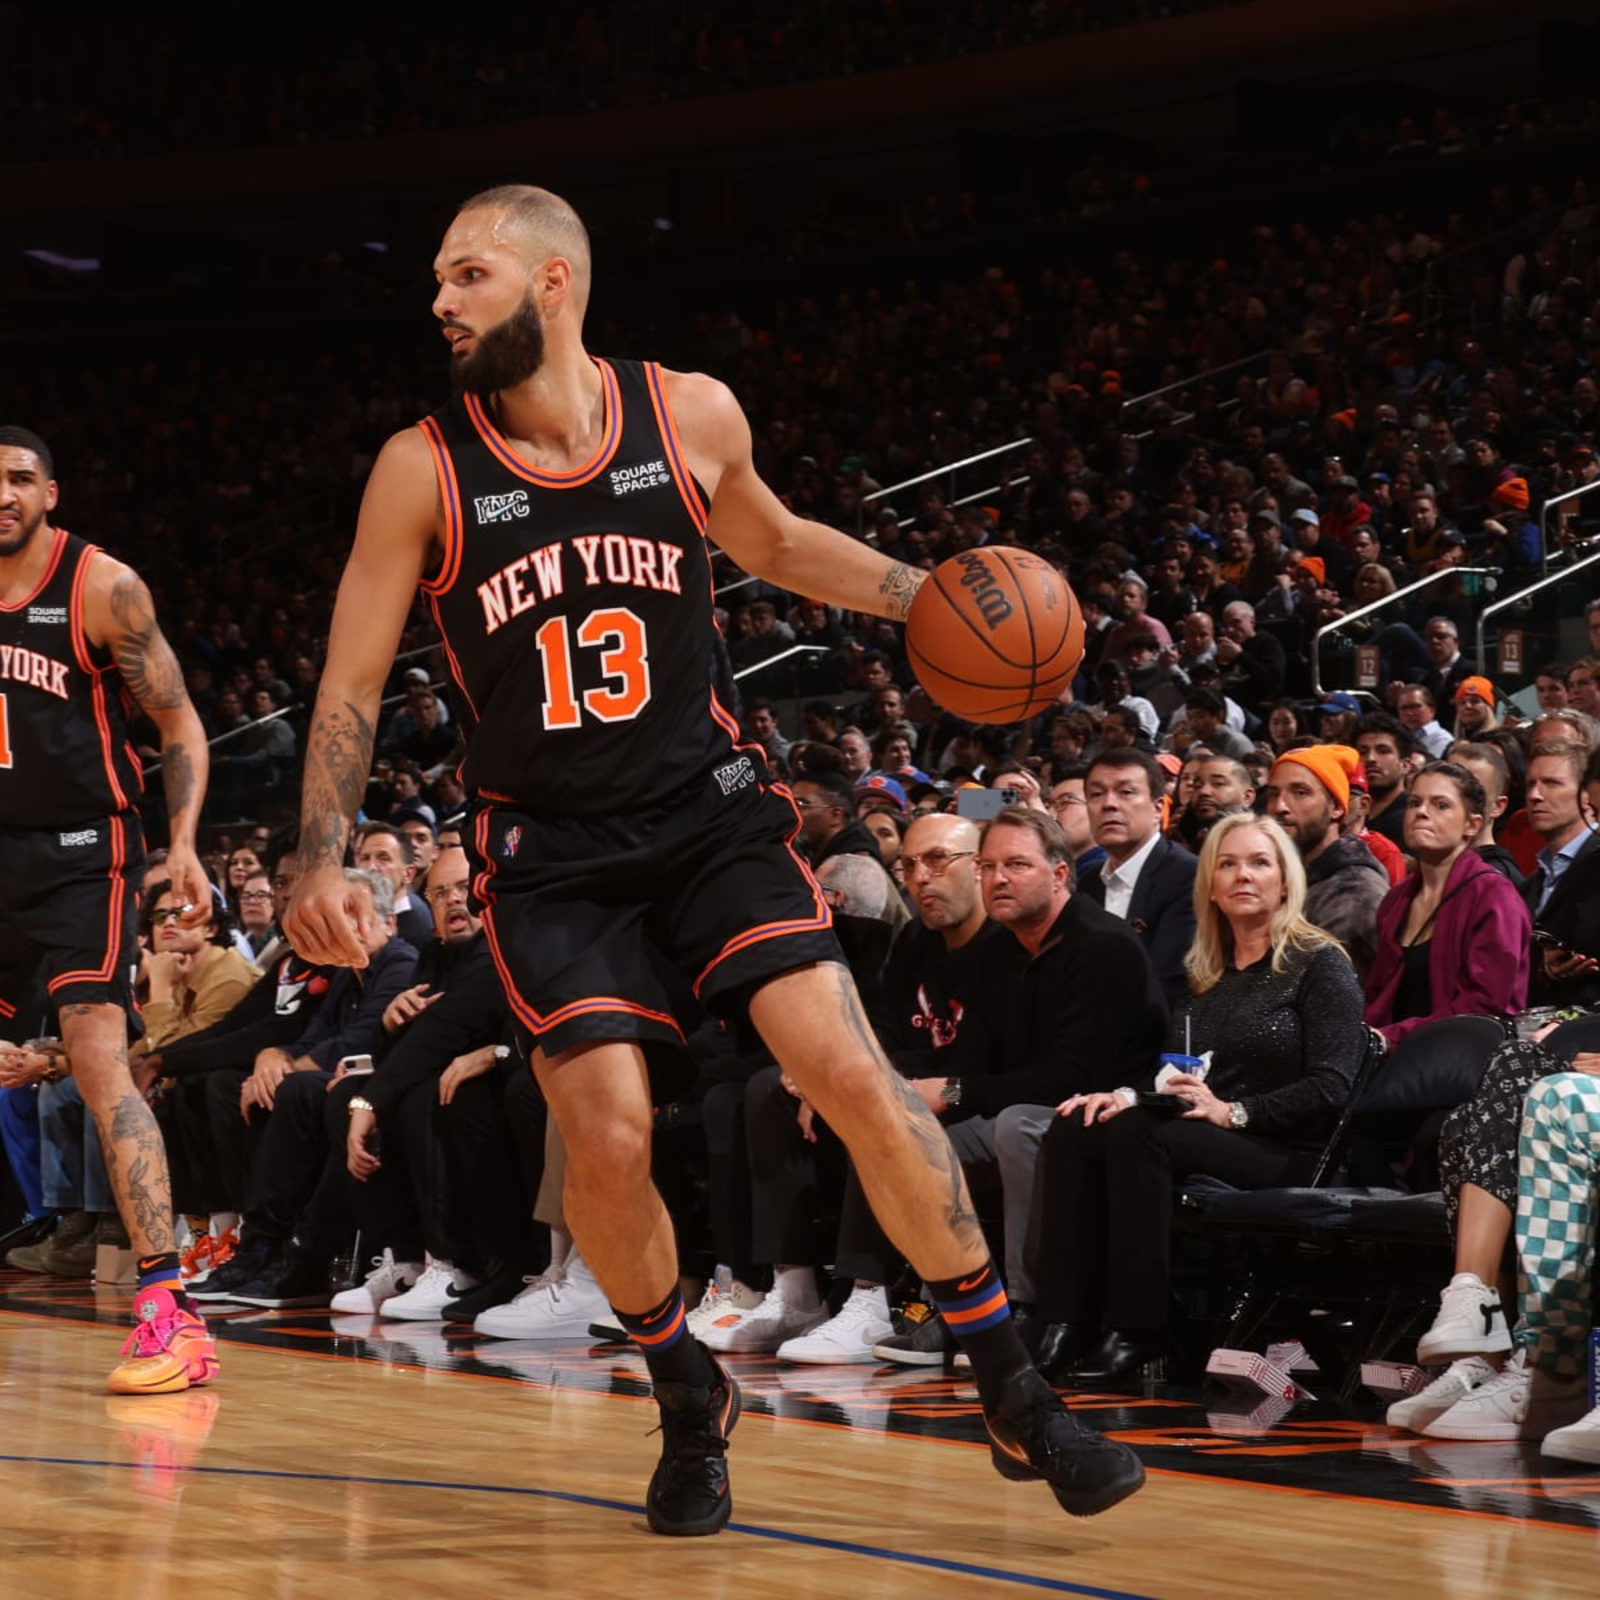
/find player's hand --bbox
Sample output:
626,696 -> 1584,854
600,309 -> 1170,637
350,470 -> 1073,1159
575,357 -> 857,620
285,863 -> 373,969
439,1046 -> 498,1105
163,846 -> 212,930
383,983 -> 438,1034
1055,1091 -> 1128,1126
347,1107 -> 381,1180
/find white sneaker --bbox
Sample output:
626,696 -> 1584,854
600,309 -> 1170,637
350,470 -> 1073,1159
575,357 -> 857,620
1385,1356 -> 1499,1433
378,1257 -> 481,1322
776,1287 -> 895,1365
1542,1402 -> 1600,1466
1423,1348 -> 1591,1441
1416,1272 -> 1510,1364
685,1273 -> 765,1340
473,1255 -> 610,1340
700,1284 -> 826,1353
330,1249 -> 423,1314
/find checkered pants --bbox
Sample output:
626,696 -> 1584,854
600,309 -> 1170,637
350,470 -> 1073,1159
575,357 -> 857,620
1515,1071 -> 1600,1378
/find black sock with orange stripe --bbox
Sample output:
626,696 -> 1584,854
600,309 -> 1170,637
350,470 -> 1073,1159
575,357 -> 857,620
616,1288 -> 717,1390
929,1260 -> 1031,1409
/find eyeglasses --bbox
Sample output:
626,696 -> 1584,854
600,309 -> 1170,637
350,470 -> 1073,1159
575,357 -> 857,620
426,882 -> 471,904
900,849 -> 976,878
238,890 -> 274,904
1048,794 -> 1085,812
976,857 -> 1045,877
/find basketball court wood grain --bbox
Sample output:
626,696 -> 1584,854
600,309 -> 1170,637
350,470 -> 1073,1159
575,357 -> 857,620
0,1298 -> 1595,1599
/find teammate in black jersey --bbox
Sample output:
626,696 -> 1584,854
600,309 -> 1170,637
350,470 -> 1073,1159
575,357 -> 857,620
286,188 -> 1143,1531
0,426 -> 218,1394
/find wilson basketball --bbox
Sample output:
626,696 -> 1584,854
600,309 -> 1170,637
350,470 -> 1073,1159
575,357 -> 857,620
905,548 -> 1085,723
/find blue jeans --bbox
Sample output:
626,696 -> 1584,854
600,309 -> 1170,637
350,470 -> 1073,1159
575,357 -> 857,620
0,1084 -> 46,1218
38,1076 -> 115,1213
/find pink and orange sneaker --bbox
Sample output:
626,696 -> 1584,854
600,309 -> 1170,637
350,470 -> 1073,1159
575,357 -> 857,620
107,1286 -> 220,1396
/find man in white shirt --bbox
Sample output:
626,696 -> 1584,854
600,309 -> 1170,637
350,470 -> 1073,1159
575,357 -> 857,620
1078,748 -> 1196,1000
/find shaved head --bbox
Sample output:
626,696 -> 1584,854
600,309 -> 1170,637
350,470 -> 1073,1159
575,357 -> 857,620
457,184 -> 592,317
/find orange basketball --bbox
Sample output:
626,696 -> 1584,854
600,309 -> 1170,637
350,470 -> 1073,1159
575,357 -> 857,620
905,548 -> 1085,723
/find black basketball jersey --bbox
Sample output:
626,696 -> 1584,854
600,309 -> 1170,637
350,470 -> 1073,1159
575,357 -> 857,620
0,528 -> 144,830
419,359 -> 749,815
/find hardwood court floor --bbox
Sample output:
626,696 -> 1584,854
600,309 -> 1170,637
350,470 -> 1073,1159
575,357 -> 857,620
0,1279 -> 1596,1599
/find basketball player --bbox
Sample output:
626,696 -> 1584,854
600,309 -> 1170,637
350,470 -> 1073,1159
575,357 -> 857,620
285,187 -> 1144,1533
0,426 -> 218,1393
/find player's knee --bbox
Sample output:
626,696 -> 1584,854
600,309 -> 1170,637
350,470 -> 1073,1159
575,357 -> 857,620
563,1117 -> 652,1191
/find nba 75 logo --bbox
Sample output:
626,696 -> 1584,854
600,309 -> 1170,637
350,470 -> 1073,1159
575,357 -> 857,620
502,825 -> 523,859
475,490 -> 530,524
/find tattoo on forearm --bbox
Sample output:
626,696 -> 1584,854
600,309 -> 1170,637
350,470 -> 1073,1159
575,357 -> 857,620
876,561 -> 925,621
109,572 -> 187,711
300,698 -> 375,870
827,966 -> 983,1248
99,1092 -> 175,1254
162,741 -> 195,817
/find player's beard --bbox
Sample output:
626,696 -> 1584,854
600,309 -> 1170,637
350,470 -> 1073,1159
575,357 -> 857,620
0,501 -> 47,559
450,293 -> 547,399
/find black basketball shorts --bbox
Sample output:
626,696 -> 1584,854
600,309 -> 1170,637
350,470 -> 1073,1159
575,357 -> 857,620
0,812 -> 145,1032
465,759 -> 842,1056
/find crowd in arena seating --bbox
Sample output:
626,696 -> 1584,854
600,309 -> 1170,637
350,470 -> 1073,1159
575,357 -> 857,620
4,25 -> 1600,1471
3,1 -> 1240,160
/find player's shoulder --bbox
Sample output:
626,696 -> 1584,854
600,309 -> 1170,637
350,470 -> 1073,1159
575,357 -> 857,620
656,367 -> 743,427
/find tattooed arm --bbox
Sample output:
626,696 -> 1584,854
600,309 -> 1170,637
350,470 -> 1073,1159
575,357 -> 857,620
666,369 -> 929,621
84,556 -> 211,915
284,428 -> 440,967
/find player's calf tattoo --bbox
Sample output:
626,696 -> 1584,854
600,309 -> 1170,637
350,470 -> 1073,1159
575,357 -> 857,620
100,1092 -> 175,1253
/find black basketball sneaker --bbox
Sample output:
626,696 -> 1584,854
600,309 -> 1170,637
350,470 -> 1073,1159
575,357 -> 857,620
985,1367 -> 1146,1517
646,1351 -> 743,1536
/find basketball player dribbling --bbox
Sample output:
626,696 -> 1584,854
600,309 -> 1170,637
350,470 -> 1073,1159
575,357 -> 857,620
0,426 -> 219,1394
285,187 -> 1144,1534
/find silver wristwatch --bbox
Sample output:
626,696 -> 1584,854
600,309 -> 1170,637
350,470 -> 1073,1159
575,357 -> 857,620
1228,1101 -> 1249,1130
941,1077 -> 963,1110
493,1044 -> 512,1064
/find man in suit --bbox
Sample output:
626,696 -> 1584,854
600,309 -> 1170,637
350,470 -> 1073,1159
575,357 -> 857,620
1420,618 -> 1472,733
1080,749 -> 1198,1001
1522,741 -> 1600,1008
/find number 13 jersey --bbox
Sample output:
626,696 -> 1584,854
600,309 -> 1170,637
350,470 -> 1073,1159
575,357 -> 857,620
418,359 -> 746,816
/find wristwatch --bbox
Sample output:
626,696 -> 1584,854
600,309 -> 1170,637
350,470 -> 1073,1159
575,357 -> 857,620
493,1044 -> 512,1064
941,1077 -> 963,1110
1227,1101 -> 1249,1130
348,1095 -> 376,1116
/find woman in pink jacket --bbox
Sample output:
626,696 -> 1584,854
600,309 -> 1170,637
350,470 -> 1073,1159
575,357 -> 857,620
1364,761 -> 1531,1044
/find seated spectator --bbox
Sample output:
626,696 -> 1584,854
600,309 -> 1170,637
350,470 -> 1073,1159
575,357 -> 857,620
1452,676 -> 1500,739
1397,682 -> 1453,758
1316,692 -> 1362,747
235,870 -> 280,962
1267,745 -> 1388,978
1215,601 -> 1287,710
1081,748 -> 1198,1001
1396,1051 -> 1600,1460
1265,698 -> 1307,754
1447,741 -> 1524,887
1045,765 -> 1104,879
1355,713 -> 1415,849
1365,762 -> 1531,1047
1170,753 -> 1256,854
1035,813 -> 1365,1386
1343,768 -> 1406,886
1522,742 -> 1600,1009
1183,688 -> 1253,761
354,821 -> 434,949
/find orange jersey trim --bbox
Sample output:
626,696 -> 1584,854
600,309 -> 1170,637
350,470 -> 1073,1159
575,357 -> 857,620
463,360 -> 622,489
49,814 -> 128,990
693,786 -> 831,996
0,525 -> 70,613
69,547 -> 135,813
416,416 -> 465,597
643,363 -> 710,537
423,591 -> 482,724
0,997 -> 16,1020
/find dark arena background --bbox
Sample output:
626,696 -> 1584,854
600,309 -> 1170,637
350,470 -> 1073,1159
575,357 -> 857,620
2,3 -> 1599,1594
